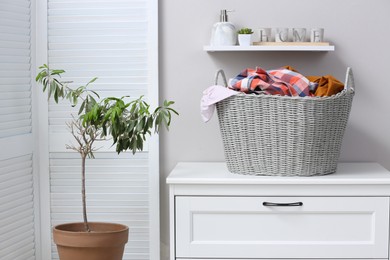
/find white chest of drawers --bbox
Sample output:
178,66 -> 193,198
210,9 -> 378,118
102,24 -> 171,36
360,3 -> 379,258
167,162 -> 390,260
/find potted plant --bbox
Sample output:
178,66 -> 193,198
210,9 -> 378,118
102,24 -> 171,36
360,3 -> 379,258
35,64 -> 178,260
237,27 -> 253,46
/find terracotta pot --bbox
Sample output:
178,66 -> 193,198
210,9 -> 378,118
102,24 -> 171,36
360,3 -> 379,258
53,222 -> 129,260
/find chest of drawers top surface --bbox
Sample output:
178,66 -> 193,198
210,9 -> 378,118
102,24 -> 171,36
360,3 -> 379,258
167,162 -> 390,185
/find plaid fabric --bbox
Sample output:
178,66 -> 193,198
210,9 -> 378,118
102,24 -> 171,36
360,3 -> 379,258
229,67 -> 317,97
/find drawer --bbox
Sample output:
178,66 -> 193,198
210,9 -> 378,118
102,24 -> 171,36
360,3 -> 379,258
175,196 -> 389,259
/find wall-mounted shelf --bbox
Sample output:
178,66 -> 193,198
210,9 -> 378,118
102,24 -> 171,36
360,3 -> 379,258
204,43 -> 335,52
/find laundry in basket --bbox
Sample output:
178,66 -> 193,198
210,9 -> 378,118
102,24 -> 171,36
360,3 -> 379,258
211,67 -> 355,176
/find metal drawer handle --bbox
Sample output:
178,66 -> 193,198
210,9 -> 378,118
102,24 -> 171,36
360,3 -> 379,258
263,201 -> 303,207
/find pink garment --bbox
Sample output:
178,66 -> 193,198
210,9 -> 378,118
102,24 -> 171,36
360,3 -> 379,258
200,85 -> 238,122
229,67 -> 316,97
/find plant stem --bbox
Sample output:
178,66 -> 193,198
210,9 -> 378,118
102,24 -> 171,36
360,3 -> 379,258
81,154 -> 90,232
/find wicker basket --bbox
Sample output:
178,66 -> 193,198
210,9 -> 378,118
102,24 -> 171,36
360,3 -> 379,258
216,68 -> 355,176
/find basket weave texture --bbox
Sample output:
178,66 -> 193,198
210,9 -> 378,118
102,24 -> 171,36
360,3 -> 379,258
216,68 -> 355,176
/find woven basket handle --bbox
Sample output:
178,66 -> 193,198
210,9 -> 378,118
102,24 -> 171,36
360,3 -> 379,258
345,67 -> 355,91
214,69 -> 228,87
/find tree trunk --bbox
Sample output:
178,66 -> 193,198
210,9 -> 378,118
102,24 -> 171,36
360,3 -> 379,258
81,155 -> 90,232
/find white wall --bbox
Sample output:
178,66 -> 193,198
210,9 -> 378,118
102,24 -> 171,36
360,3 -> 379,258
159,0 -> 390,259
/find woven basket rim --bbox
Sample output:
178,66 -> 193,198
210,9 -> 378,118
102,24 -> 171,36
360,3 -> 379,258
229,88 -> 354,101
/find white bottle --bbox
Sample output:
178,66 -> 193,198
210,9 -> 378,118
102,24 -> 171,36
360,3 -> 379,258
210,10 -> 237,46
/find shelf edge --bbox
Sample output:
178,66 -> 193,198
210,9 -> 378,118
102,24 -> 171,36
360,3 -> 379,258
203,45 -> 335,52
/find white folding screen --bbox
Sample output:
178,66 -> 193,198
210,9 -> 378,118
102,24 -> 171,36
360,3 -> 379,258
0,0 -> 32,139
0,155 -> 35,260
0,0 -> 36,259
43,0 -> 159,259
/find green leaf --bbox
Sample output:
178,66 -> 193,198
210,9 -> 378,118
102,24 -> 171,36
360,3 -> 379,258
89,95 -> 97,105
72,95 -> 77,107
78,100 -> 86,115
54,88 -> 59,103
136,135 -> 143,151
147,117 -> 153,128
86,77 -> 98,87
136,117 -> 145,132
167,107 -> 179,115
131,137 -> 137,154
90,90 -> 100,99
52,69 -> 65,75
35,64 -> 179,156
102,124 -> 107,136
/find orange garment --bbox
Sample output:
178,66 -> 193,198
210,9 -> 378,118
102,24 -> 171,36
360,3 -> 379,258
283,65 -> 299,73
283,66 -> 345,97
307,75 -> 344,97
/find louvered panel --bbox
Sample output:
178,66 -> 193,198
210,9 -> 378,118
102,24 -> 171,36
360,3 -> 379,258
50,152 -> 150,259
47,0 -> 156,258
49,13 -> 147,23
50,161 -> 149,170
48,133 -> 150,153
52,205 -> 148,214
51,171 -> 148,177
0,190 -> 32,212
50,42 -> 147,51
0,10 -> 30,22
0,229 -> 34,250
43,68 -> 147,77
0,40 -> 30,49
47,0 -> 148,107
49,48 -> 146,57
0,3 -> 30,16
1,195 -> 33,215
0,154 -> 35,260
0,0 -> 30,7
0,64 -> 31,71
0,18 -> 30,30
49,7 -> 146,17
0,70 -> 30,77
0,171 -> 32,188
0,0 -> 32,140
0,119 -> 31,130
48,27 -> 147,38
0,30 -> 30,42
51,199 -> 148,207
0,127 -> 32,138
0,154 -> 31,170
122,253 -> 149,260
1,207 -> 34,234
0,113 -> 30,123
0,90 -> 30,99
0,179 -> 32,198
48,0 -> 146,9
1,243 -> 35,260
0,56 -> 30,63
0,0 -> 35,255
0,106 -> 30,115
49,35 -> 146,43
48,61 -> 147,69
0,100 -> 30,109
51,185 -> 148,193
0,215 -> 34,236
51,192 -> 148,202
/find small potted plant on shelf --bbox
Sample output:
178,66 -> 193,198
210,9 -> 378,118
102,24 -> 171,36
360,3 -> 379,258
35,64 -> 178,260
237,27 -> 253,46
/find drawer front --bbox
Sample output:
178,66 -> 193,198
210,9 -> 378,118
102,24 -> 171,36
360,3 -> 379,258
175,196 -> 389,259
